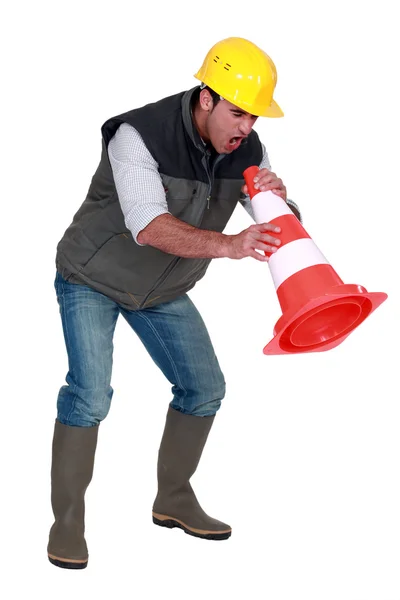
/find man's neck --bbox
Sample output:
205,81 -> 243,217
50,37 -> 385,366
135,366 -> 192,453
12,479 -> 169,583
192,100 -> 209,146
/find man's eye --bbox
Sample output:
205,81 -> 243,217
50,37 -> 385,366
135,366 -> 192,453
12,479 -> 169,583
232,112 -> 242,117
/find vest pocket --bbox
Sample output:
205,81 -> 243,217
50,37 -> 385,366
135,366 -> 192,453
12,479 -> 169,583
79,233 -> 210,308
80,233 -> 175,297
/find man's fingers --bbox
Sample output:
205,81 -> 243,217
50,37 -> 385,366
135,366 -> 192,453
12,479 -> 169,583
254,175 -> 279,189
258,181 -> 285,193
254,242 -> 278,254
257,233 -> 281,246
249,227 -> 281,246
251,222 -> 281,233
254,169 -> 274,182
250,249 -> 269,262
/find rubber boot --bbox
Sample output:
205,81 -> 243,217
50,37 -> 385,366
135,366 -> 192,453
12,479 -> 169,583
47,420 -> 99,569
152,406 -> 231,540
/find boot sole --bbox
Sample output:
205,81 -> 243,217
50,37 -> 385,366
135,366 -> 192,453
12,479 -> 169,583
48,553 -> 88,569
152,512 -> 231,540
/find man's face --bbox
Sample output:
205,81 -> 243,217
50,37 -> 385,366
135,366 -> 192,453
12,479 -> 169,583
203,97 -> 258,154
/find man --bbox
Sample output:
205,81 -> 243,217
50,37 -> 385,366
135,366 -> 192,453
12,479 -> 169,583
48,36 -> 301,569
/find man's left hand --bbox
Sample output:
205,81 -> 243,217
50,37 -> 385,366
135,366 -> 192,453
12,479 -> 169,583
242,168 -> 287,201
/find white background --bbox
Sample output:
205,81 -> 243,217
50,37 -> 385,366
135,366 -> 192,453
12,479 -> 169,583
1,1 -> 399,599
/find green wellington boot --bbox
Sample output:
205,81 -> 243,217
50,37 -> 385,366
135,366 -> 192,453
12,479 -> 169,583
152,406 -> 231,540
47,420 -> 99,569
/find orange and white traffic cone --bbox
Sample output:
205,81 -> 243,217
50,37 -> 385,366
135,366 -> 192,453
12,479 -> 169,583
243,166 -> 387,355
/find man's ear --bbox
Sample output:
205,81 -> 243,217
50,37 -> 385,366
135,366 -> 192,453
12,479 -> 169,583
199,89 -> 214,112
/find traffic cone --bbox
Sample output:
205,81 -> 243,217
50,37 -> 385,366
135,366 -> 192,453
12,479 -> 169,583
243,166 -> 387,355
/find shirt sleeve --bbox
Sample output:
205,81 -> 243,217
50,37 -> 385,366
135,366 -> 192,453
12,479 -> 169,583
239,143 -> 302,223
107,122 -> 170,244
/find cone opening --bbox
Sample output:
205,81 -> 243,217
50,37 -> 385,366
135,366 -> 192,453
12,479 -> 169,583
279,297 -> 373,352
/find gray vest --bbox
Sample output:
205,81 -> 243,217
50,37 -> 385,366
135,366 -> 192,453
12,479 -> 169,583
56,88 -> 263,310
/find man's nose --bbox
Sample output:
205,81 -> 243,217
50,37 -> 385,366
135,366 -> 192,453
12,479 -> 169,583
238,119 -> 253,135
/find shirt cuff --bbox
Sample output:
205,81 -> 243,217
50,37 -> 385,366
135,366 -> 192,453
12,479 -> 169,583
286,199 -> 302,223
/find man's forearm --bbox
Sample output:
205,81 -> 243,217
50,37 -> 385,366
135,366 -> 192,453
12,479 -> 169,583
137,214 -> 229,258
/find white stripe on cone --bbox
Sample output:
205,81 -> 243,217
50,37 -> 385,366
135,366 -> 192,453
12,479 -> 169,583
269,239 -> 329,290
251,190 -> 293,222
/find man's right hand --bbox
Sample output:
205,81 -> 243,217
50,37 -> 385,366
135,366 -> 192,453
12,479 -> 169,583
224,223 -> 281,262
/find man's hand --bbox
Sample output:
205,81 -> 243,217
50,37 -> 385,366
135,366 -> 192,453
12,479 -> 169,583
242,168 -> 287,201
224,222 -> 281,262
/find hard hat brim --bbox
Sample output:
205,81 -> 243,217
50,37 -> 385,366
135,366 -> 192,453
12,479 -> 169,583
258,99 -> 284,118
194,74 -> 284,118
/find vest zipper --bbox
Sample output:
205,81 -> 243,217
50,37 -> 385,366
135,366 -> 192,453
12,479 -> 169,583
138,256 -> 180,309
201,153 -> 224,220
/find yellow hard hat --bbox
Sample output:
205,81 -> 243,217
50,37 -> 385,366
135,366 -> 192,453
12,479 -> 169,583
194,37 -> 284,118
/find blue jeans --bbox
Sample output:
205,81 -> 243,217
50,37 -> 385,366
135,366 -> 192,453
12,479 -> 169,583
54,272 -> 226,426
